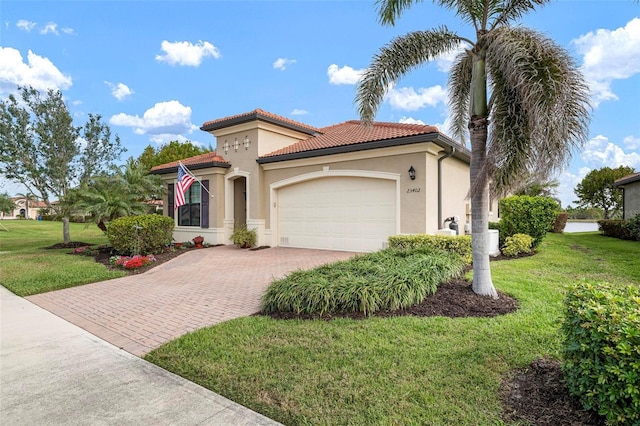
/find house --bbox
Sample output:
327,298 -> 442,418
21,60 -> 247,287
1,197 -> 48,220
151,109 -> 495,252
614,171 -> 640,219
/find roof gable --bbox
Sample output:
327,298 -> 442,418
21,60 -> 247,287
200,108 -> 321,135
614,171 -> 640,186
150,152 -> 229,174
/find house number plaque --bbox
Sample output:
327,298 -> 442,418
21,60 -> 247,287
406,188 -> 421,193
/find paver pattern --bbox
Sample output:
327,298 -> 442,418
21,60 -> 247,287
27,246 -> 355,356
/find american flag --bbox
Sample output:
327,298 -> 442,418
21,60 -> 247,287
175,162 -> 196,209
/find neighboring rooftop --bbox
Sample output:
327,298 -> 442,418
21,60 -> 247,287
150,152 -> 229,174
200,108 -> 322,135
614,171 -> 640,186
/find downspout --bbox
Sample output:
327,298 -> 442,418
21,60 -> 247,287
438,146 -> 456,228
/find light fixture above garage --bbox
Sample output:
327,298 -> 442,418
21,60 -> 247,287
233,138 -> 239,152
408,166 -> 416,180
223,140 -> 229,154
243,135 -> 251,150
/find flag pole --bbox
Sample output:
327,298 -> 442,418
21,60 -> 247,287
179,161 -> 213,197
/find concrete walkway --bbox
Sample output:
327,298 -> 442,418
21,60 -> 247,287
27,246 -> 355,356
0,286 -> 281,425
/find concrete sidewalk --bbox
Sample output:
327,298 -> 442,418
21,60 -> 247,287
0,286 -> 282,425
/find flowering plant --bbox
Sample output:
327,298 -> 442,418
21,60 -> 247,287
192,236 -> 204,245
109,254 -> 157,270
72,246 -> 97,256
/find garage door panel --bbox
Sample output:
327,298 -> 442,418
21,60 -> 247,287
278,176 -> 396,252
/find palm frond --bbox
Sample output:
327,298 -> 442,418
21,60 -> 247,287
485,26 -> 591,193
437,0 -> 483,30
376,0 -> 424,26
356,28 -> 464,124
489,0 -> 550,30
447,50 -> 473,143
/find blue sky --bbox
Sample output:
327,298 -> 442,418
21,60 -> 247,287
1,0 -> 638,207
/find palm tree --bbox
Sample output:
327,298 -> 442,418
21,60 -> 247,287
356,0 -> 590,297
15,192 -> 38,219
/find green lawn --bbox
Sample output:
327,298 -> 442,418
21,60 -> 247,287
0,220 -> 125,296
146,233 -> 639,425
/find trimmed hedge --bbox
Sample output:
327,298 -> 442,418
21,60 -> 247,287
551,212 -> 569,233
261,247 -> 465,316
502,233 -> 534,257
387,234 -> 472,264
562,283 -> 640,425
598,220 -> 632,240
499,196 -> 559,248
107,214 -> 174,255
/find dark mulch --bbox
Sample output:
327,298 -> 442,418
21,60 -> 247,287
262,278 -> 519,321
501,357 -> 605,426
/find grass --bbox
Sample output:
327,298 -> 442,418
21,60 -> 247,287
261,247 -> 466,315
0,220 -> 125,296
146,233 -> 640,425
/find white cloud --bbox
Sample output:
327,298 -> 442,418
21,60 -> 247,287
623,135 -> 640,150
385,84 -> 447,111
155,40 -> 220,67
290,109 -> 308,115
105,81 -> 134,101
109,101 -> 198,138
149,134 -> 204,146
273,58 -> 296,70
40,22 -> 58,35
581,134 -> 640,169
0,47 -> 72,93
399,117 -> 425,125
61,27 -> 75,35
71,100 -> 82,106
16,20 -> 36,32
435,43 -> 466,73
572,18 -> 640,106
556,167 -> 590,208
327,64 -> 365,85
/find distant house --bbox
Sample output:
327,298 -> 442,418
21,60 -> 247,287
151,109 -> 497,252
1,197 -> 48,220
614,171 -> 640,219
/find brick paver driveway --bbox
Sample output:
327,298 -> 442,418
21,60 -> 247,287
27,246 -> 356,356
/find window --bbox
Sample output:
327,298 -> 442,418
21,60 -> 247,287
178,182 -> 201,226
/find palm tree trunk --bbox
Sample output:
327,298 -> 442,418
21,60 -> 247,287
469,47 -> 498,298
62,216 -> 71,244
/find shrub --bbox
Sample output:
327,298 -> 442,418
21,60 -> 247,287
261,247 -> 465,316
598,220 -> 632,240
499,196 -> 559,248
562,283 -> 640,425
623,214 -> 640,241
551,212 -> 569,233
387,234 -> 472,264
107,214 -> 174,255
230,225 -> 257,248
501,234 -> 534,257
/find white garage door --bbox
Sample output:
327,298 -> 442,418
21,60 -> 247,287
277,176 -> 397,252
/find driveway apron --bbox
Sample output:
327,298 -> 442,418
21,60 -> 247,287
27,246 -> 356,356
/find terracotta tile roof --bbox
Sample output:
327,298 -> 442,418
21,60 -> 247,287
200,108 -> 321,135
11,198 -> 48,208
150,152 -> 229,173
614,171 -> 640,186
261,120 -> 440,158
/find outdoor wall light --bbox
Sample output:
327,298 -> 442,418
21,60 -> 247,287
223,140 -> 229,154
408,166 -> 416,180
233,138 -> 239,152
243,135 -> 251,150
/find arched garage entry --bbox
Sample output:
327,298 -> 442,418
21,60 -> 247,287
271,170 -> 400,252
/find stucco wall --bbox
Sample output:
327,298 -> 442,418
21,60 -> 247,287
624,181 -> 640,219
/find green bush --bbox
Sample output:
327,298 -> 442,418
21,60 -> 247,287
501,233 -> 534,257
261,247 -> 465,316
387,234 -> 472,264
623,214 -> 640,241
562,283 -> 640,425
107,214 -> 174,255
499,196 -> 559,248
598,220 -> 632,240
230,225 -> 257,248
551,212 -> 569,233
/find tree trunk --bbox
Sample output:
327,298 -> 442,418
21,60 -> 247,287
97,220 -> 107,234
469,46 -> 498,299
62,216 -> 71,244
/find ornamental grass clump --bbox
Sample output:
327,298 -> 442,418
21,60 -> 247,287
562,282 -> 640,425
261,247 -> 465,316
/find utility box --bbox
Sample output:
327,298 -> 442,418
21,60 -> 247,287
436,229 -> 457,237
489,229 -> 500,257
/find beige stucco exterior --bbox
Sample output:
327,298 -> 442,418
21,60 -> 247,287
156,112 -> 495,251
